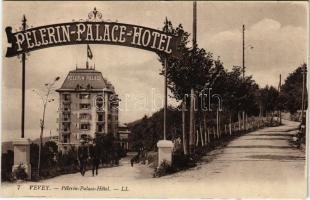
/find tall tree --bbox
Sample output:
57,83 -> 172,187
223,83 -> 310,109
281,63 -> 308,114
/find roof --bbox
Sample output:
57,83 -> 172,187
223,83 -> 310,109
57,67 -> 115,93
118,123 -> 128,128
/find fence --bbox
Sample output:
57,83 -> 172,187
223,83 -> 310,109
193,116 -> 269,148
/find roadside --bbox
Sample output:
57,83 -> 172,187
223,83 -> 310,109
1,120 -> 306,198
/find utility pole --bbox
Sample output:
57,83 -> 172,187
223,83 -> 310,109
242,25 -> 246,131
301,64 -> 306,124
242,24 -> 245,80
193,1 -> 197,48
21,15 -> 27,138
164,58 -> 167,140
189,1 -> 197,154
278,74 -> 282,124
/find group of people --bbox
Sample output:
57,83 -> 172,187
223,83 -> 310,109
130,146 -> 148,167
77,139 -> 100,176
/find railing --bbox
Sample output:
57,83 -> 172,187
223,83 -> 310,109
62,109 -> 71,113
57,117 -> 71,122
63,99 -> 71,104
61,129 -> 71,134
188,117 -> 270,148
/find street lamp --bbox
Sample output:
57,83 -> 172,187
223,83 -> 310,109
32,76 -> 60,177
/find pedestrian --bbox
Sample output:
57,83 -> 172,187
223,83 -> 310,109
130,151 -> 140,167
89,140 -> 100,176
77,139 -> 88,176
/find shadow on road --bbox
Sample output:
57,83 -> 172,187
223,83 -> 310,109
226,145 -> 292,149
248,133 -> 293,137
246,155 -> 305,161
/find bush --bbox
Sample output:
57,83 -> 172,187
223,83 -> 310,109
153,160 -> 175,177
13,164 -> 28,180
1,150 -> 14,182
172,152 -> 196,171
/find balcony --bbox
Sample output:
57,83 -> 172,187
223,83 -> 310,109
62,117 -> 71,122
61,129 -> 71,134
57,117 -> 71,123
96,108 -> 104,112
96,122 -> 105,126
80,99 -> 91,104
62,108 -> 71,113
63,99 -> 71,104
95,131 -> 105,136
79,118 -> 91,123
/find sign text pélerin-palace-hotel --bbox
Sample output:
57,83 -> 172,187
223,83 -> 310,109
5,21 -> 181,57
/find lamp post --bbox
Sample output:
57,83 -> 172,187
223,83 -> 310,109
33,76 -> 60,176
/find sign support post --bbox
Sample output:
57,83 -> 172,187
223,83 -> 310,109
12,15 -> 31,180
21,15 -> 27,139
164,58 -> 167,140
157,18 -> 173,167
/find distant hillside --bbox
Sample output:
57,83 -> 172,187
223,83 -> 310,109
2,137 -> 51,154
127,107 -> 182,151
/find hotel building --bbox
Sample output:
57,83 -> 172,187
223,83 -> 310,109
56,65 -> 119,151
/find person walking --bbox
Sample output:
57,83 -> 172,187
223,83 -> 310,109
78,139 -> 88,176
89,140 -> 100,176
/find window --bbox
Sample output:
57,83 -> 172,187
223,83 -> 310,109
63,105 -> 70,111
80,123 -> 90,130
80,94 -> 90,99
97,124 -> 103,132
80,113 -> 91,120
63,114 -> 70,118
80,103 -> 91,109
63,125 -> 70,132
95,96 -> 104,109
63,135 -> 69,143
63,114 -> 70,121
98,113 -> 104,121
63,94 -> 70,101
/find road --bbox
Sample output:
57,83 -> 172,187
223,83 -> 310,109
1,120 -> 306,198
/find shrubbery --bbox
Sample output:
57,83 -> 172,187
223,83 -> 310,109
13,164 -> 28,180
153,160 -> 175,177
1,150 -> 14,181
2,137 -> 126,182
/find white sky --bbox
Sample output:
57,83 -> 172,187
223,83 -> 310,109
1,1 -> 308,141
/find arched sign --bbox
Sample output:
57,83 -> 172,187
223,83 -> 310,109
5,8 -> 179,139
5,21 -> 182,57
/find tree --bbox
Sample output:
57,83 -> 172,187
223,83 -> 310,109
281,64 -> 307,114
258,86 -> 279,123
156,19 -> 221,154
209,64 -> 260,135
33,76 -> 60,176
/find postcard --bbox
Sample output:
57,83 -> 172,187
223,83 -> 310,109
1,1 -> 308,198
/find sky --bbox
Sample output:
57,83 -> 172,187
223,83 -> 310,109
2,1 -> 308,141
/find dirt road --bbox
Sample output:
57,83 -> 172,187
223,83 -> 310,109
1,120 -> 306,198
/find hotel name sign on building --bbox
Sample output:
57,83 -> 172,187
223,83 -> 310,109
5,21 -> 181,57
68,75 -> 101,81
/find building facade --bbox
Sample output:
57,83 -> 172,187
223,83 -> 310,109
117,124 -> 131,151
56,66 -> 119,151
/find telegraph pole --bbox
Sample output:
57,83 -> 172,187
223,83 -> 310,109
301,64 -> 306,124
242,25 -> 245,131
189,1 -> 197,154
278,74 -> 282,124
242,24 -> 245,80
21,15 -> 27,138
193,1 -> 197,47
